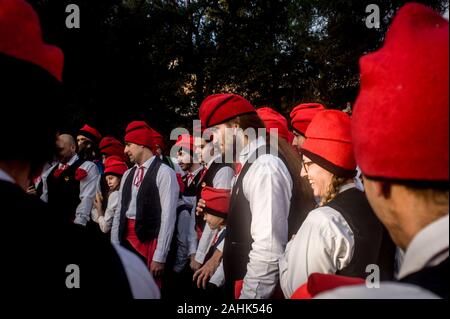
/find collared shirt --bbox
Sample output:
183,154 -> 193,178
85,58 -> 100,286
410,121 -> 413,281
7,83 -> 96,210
173,198 -> 194,273
279,183 -> 356,298
91,190 -> 119,233
209,227 -> 226,287
41,154 -> 99,226
111,155 -> 179,263
233,135 -> 293,299
315,214 -> 448,299
194,155 -> 234,264
0,169 -> 15,184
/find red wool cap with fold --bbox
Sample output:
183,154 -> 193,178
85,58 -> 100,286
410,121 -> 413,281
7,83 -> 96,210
175,134 -> 194,151
201,186 -> 231,219
301,110 -> 356,178
150,128 -> 165,151
104,157 -> 128,176
352,3 -> 449,182
199,93 -> 256,128
124,121 -> 153,149
0,0 -> 64,81
79,124 -> 102,143
99,136 -> 125,159
290,103 -> 325,136
256,107 -> 290,142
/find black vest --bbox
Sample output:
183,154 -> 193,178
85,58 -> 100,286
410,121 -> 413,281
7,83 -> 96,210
0,180 -> 132,298
223,145 -> 299,297
327,187 -> 396,280
400,256 -> 449,299
182,169 -> 203,198
46,159 -> 85,223
118,158 -> 163,244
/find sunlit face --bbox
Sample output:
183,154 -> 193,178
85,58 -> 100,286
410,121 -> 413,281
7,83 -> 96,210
177,149 -> 192,172
203,212 -> 225,230
105,175 -> 120,190
124,142 -> 144,164
76,135 -> 90,148
302,155 -> 334,199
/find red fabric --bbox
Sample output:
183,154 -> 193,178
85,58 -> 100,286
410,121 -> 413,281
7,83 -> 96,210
53,164 -> 68,178
290,103 -> 325,135
125,219 -> 159,286
291,273 -> 365,299
199,94 -> 256,128
234,163 -> 242,176
133,166 -> 145,187
124,121 -> 153,149
74,168 -> 88,181
176,173 -> 185,193
301,110 -> 356,172
234,280 -> 244,299
353,3 -> 449,182
0,0 -> 63,81
150,128 -> 165,152
200,186 -> 231,217
104,157 -> 127,176
256,107 -> 290,141
175,134 -> 194,151
99,136 -> 125,160
79,124 -> 102,142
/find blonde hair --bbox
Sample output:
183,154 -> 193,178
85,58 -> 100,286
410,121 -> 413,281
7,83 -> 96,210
320,175 -> 348,206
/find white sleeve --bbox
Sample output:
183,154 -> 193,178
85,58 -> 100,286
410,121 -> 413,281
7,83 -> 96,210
279,207 -> 354,298
153,166 -> 179,263
74,162 -> 99,226
187,205 -> 198,256
113,244 -> 161,299
212,166 -> 234,189
174,209 -> 191,272
40,164 -> 57,203
209,260 -> 225,287
98,191 -> 119,233
240,155 -> 292,299
195,223 -> 217,264
111,170 -> 130,244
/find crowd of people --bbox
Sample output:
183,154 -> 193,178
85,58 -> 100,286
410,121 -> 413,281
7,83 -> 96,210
0,0 -> 448,299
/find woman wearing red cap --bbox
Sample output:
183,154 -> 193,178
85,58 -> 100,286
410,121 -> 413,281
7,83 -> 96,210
91,157 -> 128,233
279,110 -> 395,298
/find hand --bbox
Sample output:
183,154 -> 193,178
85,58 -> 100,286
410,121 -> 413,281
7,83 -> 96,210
190,255 -> 202,272
26,185 -> 37,196
150,261 -> 165,278
193,249 -> 222,289
94,193 -> 103,213
196,198 -> 206,216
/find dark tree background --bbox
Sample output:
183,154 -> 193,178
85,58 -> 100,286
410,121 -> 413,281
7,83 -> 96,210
29,0 -> 448,142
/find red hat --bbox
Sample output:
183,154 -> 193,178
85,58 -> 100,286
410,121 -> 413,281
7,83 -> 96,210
290,103 -> 325,136
124,121 -> 153,149
104,157 -> 128,176
301,110 -> 356,177
99,136 -> 125,159
150,128 -> 165,151
78,124 -> 102,144
199,93 -> 256,128
0,0 -> 63,81
175,134 -> 194,152
176,173 -> 185,194
256,107 -> 290,141
200,186 -> 231,219
353,3 -> 449,183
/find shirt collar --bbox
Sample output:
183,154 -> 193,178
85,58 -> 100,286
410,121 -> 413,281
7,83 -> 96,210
238,135 -> 266,166
136,155 -> 155,169
65,154 -> 79,166
0,169 -> 15,184
397,214 -> 449,279
205,154 -> 222,169
190,165 -> 204,176
339,182 -> 356,193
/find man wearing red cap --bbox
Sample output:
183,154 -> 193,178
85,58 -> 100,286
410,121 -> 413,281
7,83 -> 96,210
279,110 -> 395,298
199,93 -> 314,299
319,3 -> 449,299
151,128 -> 184,175
289,103 -> 325,153
112,120 -> 179,284
99,136 -> 126,162
0,0 -> 158,298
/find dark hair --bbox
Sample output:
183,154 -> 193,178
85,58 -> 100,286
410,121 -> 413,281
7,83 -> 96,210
0,53 -> 62,174
229,113 -> 316,235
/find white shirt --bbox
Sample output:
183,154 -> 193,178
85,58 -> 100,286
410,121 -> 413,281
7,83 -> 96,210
173,198 -> 193,273
315,214 -> 449,299
91,190 -> 119,233
0,169 -> 15,184
209,227 -> 226,287
41,154 -> 100,226
236,136 -> 293,299
279,183 -> 356,298
111,156 -> 179,263
194,155 -> 234,264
